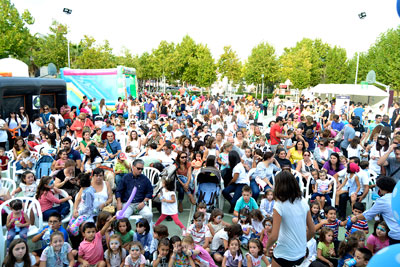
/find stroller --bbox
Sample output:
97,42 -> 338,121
195,167 -> 223,212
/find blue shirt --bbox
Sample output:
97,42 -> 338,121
116,173 -> 153,203
331,121 -> 344,132
67,149 -> 81,162
144,102 -> 154,113
353,107 -> 365,121
341,126 -> 355,149
105,140 -> 121,155
234,196 -> 259,212
38,225 -> 69,249
101,125 -> 115,132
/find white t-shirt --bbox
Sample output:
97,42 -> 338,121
273,198 -> 309,261
15,253 -> 36,267
0,119 -> 7,142
161,188 -> 177,215
316,179 -> 332,194
347,144 -> 363,159
357,170 -> 370,194
210,229 -> 228,252
233,162 -> 249,185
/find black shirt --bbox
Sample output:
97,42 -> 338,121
55,168 -> 81,197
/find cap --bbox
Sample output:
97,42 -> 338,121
118,152 -> 127,160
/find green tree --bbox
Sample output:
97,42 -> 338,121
32,21 -> 68,69
174,35 -> 198,85
136,52 -> 155,81
116,47 -> 139,69
217,46 -> 242,85
191,44 -> 217,88
279,45 -> 312,89
347,52 -> 370,84
152,40 -> 175,81
73,36 -> 116,69
244,42 -> 279,89
0,0 -> 34,60
325,46 -> 349,84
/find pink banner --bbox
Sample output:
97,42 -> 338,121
63,69 -> 117,76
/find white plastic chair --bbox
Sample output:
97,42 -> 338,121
42,189 -> 73,227
1,178 -> 16,193
305,174 -> 337,206
0,197 -> 43,263
5,150 -> 14,179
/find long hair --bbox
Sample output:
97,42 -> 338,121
328,152 -> 341,171
3,239 -> 31,267
107,235 -> 123,261
84,145 -> 103,164
35,176 -> 53,200
228,150 -> 241,170
376,135 -> 389,151
273,170 -> 302,203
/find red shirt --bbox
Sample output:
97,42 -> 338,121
269,123 -> 282,145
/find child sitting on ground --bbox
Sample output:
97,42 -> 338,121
232,186 -> 258,223
182,236 -> 217,267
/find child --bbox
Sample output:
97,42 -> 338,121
96,211 -> 115,252
351,230 -> 367,249
152,238 -> 170,267
191,152 -> 203,177
337,236 -> 358,267
210,224 -> 243,263
115,152 -> 130,188
259,217 -> 273,252
115,218 -> 135,250
78,216 -> 116,267
6,200 -> 30,247
39,231 -> 74,266
250,209 -> 264,238
311,170 -> 333,215
35,176 -> 72,221
67,173 -> 95,236
347,137 -> 364,160
125,241 -> 146,267
0,146 -> 9,174
222,238 -> 243,267
335,163 -> 361,208
316,206 -> 346,248
150,225 -> 169,261
254,136 -> 270,154
196,202 -> 210,224
366,221 -> 389,254
345,202 -> 369,237
11,171 -> 37,198
169,235 -> 195,267
241,147 -> 253,171
260,189 -> 274,217
310,202 -> 321,225
155,179 -> 186,234
237,208 -> 252,249
187,212 -> 211,249
104,234 -> 127,267
353,248 -> 372,267
15,150 -> 35,171
3,238 -> 36,267
316,227 -> 337,267
51,149 -> 68,175
133,219 -> 153,259
218,142 -> 232,170
245,238 -> 269,267
233,185 -> 258,222
182,236 -> 217,267
304,129 -> 316,152
206,208 -> 229,238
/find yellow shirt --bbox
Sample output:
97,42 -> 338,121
289,147 -> 303,164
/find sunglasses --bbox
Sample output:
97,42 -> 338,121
131,247 -> 140,252
136,167 -> 143,171
180,156 -> 187,159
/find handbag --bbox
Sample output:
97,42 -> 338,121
102,204 -> 115,214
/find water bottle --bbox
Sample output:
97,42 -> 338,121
344,258 -> 357,267
43,229 -> 51,245
14,220 -> 20,233
346,216 -> 353,232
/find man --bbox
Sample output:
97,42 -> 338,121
368,114 -> 383,134
330,115 -> 344,132
104,132 -> 121,160
116,159 -> 153,225
159,141 -> 177,166
101,119 -> 114,132
351,176 -> 400,244
143,98 -> 154,120
62,137 -> 81,169
340,119 -> 357,158
352,102 -> 365,122
391,102 -> 400,130
378,143 -> 400,182
269,116 -> 288,153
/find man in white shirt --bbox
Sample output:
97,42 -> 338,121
159,141 -> 177,167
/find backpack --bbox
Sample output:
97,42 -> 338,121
58,117 -> 65,129
35,155 -> 54,179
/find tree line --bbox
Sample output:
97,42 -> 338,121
1,0 -> 400,94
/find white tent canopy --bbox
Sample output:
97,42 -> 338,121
309,84 -> 388,97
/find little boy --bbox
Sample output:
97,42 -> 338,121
255,136 -> 271,153
345,202 -> 369,237
354,247 -> 372,267
196,202 -> 210,223
114,152 -> 130,188
316,206 -> 346,248
232,186 -> 258,223
78,216 -> 116,267
16,150 -> 35,170
150,224 -> 169,260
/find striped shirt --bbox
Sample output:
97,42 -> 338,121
322,219 -> 342,240
345,218 -> 368,237
187,224 -> 210,246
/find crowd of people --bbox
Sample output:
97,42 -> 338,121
0,92 -> 399,267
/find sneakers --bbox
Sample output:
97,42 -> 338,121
319,209 -> 325,218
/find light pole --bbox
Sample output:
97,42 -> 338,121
355,12 -> 366,84
63,8 -> 72,68
261,74 -> 265,101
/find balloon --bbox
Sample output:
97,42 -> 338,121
116,186 -> 137,219
397,0 -> 400,18
391,181 -> 400,225
368,244 -> 400,266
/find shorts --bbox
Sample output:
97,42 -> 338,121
210,245 -> 225,257
273,255 -> 304,267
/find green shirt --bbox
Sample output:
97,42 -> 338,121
116,229 -> 134,244
115,160 -> 129,173
317,241 -> 334,257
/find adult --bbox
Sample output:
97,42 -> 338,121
266,171 -> 315,266
104,131 -> 121,160
54,159 -> 81,198
101,119 -> 115,132
251,151 -> 281,200
143,127 -> 164,151
99,98 -> 108,117
128,130 -> 142,156
0,114 -> 7,149
275,148 -> 292,168
330,115 -> 344,132
296,150 -> 319,182
6,112 -> 21,149
40,105 -> 51,125
79,130 -> 95,154
323,152 -> 345,178
287,140 -> 306,166
313,138 -> 332,168
340,119 -> 357,158
378,143 -> 400,182
49,108 -> 64,130
116,159 -> 153,224
81,146 -> 103,173
391,102 -> 400,131
222,150 -> 249,213
352,102 -> 365,122
18,106 -> 30,138
175,151 -> 196,212
143,98 -> 154,120
91,168 -> 113,214
47,123 -> 60,144
369,135 -> 390,175
368,114 -> 383,134
61,137 -> 82,170
60,103 -> 72,125
351,176 -> 400,244
270,116 -> 288,153
70,113 -> 94,142
159,141 -> 177,167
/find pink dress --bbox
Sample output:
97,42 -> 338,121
192,245 -> 217,267
262,229 -> 269,247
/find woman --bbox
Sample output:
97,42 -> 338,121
287,140 -> 306,166
81,146 -> 103,173
40,105 -> 51,125
234,130 -> 245,148
39,133 -> 57,157
128,130 -> 142,156
215,130 -> 224,151
323,152 -> 345,177
99,98 -> 108,117
74,168 -> 113,217
265,171 -> 315,266
222,150 -> 249,213
275,148 -> 292,169
303,115 -> 316,133
47,122 -> 60,143
63,124 -> 77,148
12,136 -> 29,159
49,108 -> 64,129
237,108 -> 248,131
0,114 -> 7,149
6,112 -> 21,149
159,100 -> 168,118
18,106 -> 30,138
69,106 -> 77,122
54,159 -> 81,198
327,138 -> 340,153
313,138 -> 332,168
70,113 -> 94,142
175,151 -> 196,212
79,130 -> 95,154
144,126 -> 164,151
369,135 -> 389,175
296,150 -> 319,182
251,151 -> 281,201
115,97 -> 126,116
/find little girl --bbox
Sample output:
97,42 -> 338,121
39,231 -> 74,266
336,163 -> 360,208
96,211 -> 114,251
337,236 -> 358,267
67,173 -> 95,236
11,171 -> 37,198
206,209 -> 229,238
312,170 -> 333,212
222,238 -> 243,267
260,189 -> 274,217
182,236 -> 217,267
218,143 -> 232,170
245,239 -> 269,267
237,208 -> 252,249
187,212 -> 210,249
366,221 -> 389,254
259,217 -> 273,252
36,176 -> 72,221
250,209 -> 264,239
316,227 -> 337,267
210,224 -> 243,263
3,238 -> 36,267
191,152 -> 203,178
310,202 -> 321,225
6,200 -> 30,247
104,235 -> 127,267
116,218 -> 135,250
133,219 -> 153,258
152,238 -> 170,267
50,149 -> 68,176
155,179 -> 186,234
241,147 -> 253,171
125,241 -> 146,267
169,236 -> 195,267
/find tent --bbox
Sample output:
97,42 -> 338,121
307,84 -> 389,110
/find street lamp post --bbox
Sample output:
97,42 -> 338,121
63,8 -> 72,68
261,74 -> 265,101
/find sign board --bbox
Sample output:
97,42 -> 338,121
32,95 -> 40,110
335,95 -> 350,115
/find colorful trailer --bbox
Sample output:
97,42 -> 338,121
60,66 -> 138,108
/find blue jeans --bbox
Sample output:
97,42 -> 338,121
311,193 -> 332,207
43,202 -> 70,221
115,173 -> 125,188
222,183 -> 246,212
176,175 -> 194,201
250,179 -> 260,201
7,227 -> 29,247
